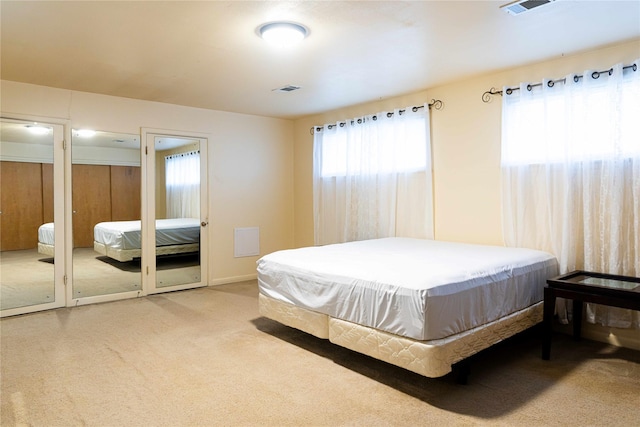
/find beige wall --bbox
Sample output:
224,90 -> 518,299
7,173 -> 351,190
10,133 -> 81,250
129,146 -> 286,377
293,38 -> 640,350
1,80 -> 294,284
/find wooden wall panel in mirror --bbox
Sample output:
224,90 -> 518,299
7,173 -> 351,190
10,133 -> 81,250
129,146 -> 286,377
0,161 -> 45,251
110,166 -> 141,221
42,163 -> 54,223
72,164 -> 111,248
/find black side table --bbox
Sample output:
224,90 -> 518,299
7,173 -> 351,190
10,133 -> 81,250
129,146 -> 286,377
542,270 -> 640,360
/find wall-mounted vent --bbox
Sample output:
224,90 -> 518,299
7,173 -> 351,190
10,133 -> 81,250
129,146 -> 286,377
500,0 -> 555,15
273,85 -> 301,92
234,227 -> 260,258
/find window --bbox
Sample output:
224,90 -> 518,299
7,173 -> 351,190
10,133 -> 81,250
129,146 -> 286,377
166,151 -> 200,186
502,67 -> 640,166
165,150 -> 200,218
313,105 -> 434,245
319,114 -> 428,177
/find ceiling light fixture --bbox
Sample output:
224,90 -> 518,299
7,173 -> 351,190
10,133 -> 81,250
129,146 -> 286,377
258,22 -> 308,47
500,0 -> 555,15
75,129 -> 97,138
25,124 -> 51,135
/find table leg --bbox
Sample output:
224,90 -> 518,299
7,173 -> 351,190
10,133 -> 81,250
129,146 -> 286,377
542,287 -> 555,360
573,299 -> 583,341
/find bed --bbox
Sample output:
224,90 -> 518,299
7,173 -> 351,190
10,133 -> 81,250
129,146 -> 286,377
37,218 -> 201,262
93,218 -> 200,261
37,222 -> 55,257
257,237 -> 558,380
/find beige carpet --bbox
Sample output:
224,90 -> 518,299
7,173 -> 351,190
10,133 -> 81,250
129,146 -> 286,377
1,280 -> 639,426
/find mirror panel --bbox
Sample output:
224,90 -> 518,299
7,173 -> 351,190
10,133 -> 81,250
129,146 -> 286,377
0,120 -> 56,310
71,130 -> 142,299
154,137 -> 201,288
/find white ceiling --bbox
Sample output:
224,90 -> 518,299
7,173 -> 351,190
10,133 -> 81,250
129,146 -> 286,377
1,1 -> 639,120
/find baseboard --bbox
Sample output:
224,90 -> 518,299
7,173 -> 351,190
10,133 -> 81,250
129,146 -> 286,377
580,324 -> 640,351
208,273 -> 257,286
555,322 -> 640,351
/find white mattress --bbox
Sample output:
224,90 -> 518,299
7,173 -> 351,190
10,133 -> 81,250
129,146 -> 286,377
94,218 -> 200,250
257,238 -> 558,341
38,223 -> 55,245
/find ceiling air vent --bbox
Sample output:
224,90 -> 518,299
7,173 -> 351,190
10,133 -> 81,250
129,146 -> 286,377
273,85 -> 301,92
500,0 -> 555,15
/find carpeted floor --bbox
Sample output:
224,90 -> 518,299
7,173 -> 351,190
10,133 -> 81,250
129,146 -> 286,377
1,280 -> 639,426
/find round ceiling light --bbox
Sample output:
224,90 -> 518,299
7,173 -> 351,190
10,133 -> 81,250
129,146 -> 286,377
25,124 -> 51,135
258,22 -> 308,47
75,129 -> 97,138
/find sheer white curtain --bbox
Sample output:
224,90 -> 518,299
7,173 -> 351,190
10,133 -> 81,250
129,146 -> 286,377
501,60 -> 640,328
165,150 -> 200,218
313,104 -> 434,245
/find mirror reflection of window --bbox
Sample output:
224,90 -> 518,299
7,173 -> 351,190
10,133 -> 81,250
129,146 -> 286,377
165,150 -> 200,219
0,120 -> 55,310
71,130 -> 142,299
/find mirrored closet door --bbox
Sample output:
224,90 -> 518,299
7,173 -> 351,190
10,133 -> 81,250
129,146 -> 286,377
71,130 -> 142,302
0,118 -> 65,316
145,132 -> 208,294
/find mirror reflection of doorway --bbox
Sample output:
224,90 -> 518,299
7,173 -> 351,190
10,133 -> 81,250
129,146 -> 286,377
71,130 -> 142,300
153,136 -> 202,289
0,119 -> 64,314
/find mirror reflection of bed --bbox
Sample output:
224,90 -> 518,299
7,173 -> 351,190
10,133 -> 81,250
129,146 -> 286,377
69,130 -> 144,299
1,124 -> 203,309
69,132 -> 202,298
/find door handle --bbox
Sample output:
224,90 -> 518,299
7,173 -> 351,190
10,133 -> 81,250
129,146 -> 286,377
201,221 -> 208,227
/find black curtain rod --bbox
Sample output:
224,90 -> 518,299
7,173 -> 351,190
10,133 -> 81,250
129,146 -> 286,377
166,149 -> 200,159
311,99 -> 443,134
482,62 -> 638,103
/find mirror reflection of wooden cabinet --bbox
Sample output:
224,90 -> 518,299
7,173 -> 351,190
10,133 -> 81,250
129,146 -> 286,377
42,163 -> 54,223
72,165 -> 111,248
0,161 -> 50,251
110,166 -> 141,221
72,164 -> 140,248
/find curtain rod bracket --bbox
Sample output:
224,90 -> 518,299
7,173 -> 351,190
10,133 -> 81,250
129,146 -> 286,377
482,87 -> 503,103
429,99 -> 443,110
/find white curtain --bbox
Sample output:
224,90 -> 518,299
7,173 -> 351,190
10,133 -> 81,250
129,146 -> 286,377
501,60 -> 640,328
313,104 -> 434,245
165,150 -> 200,218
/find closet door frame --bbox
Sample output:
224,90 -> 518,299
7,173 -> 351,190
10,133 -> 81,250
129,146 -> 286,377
0,115 -> 68,317
141,128 -> 209,296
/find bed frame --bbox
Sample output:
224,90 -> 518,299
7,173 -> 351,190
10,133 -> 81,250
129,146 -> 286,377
259,293 -> 543,381
37,241 -> 199,262
37,242 -> 55,257
93,241 -> 199,262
